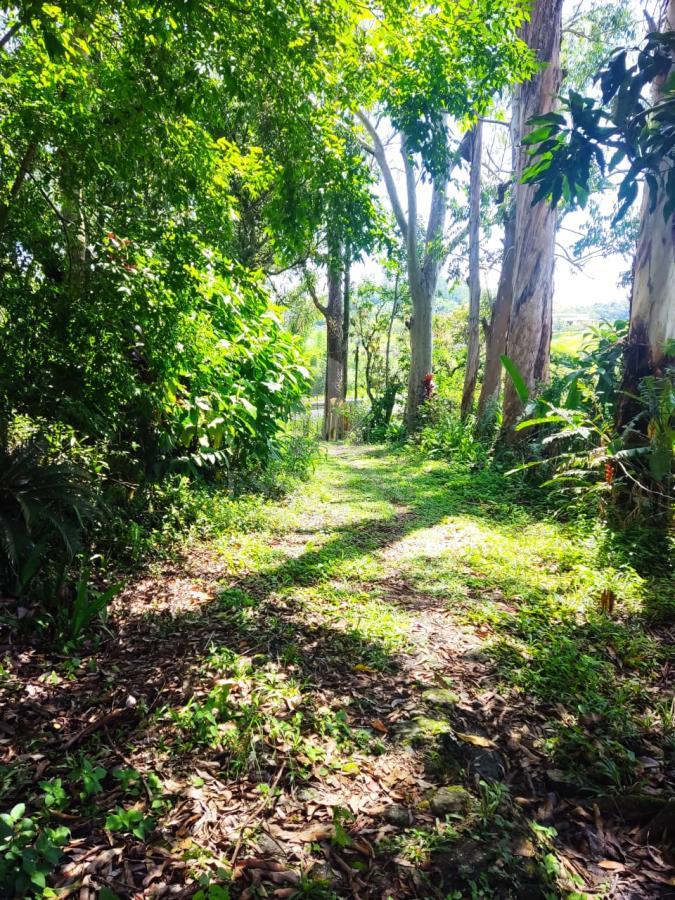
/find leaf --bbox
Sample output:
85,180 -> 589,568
500,355 -> 529,403
455,732 -> 496,748
10,803 -> 25,821
597,860 -> 626,871
370,718 -> 389,733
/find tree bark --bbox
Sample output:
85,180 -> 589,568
477,208 -> 515,424
618,0 -> 675,419
385,271 -> 399,389
476,95 -> 520,427
323,262 -> 345,440
342,252 -> 351,400
502,0 -> 563,433
461,123 -> 483,420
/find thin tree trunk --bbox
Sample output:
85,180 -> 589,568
342,252 -> 351,400
477,209 -> 515,424
323,262 -> 345,440
502,0 -> 563,433
461,122 -> 483,420
385,271 -> 399,389
476,94 -> 520,427
354,342 -> 359,402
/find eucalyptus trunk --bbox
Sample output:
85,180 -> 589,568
619,0 -> 675,415
406,283 -> 434,429
461,122 -> 483,420
476,96 -> 519,427
502,0 -> 563,433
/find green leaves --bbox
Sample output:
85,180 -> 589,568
500,354 -> 529,404
0,803 -> 70,896
521,28 -> 675,223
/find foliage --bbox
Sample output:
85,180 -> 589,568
0,803 -> 69,897
365,0 -> 537,177
522,30 -> 675,221
512,322 -> 674,510
417,404 -> 489,465
0,437 -> 93,595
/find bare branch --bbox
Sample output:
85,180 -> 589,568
0,142 -> 38,232
356,110 -> 408,239
0,20 -> 22,51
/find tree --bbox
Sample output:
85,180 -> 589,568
477,0 -> 638,430
354,0 -> 534,430
304,134 -> 384,440
460,122 -> 483,419
521,8 -> 675,397
501,0 -> 564,433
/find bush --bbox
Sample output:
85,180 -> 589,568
0,437 -> 93,596
417,401 -> 489,465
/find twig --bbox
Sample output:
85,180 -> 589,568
230,763 -> 286,867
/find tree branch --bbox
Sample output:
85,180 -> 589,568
0,20 -> 22,51
356,110 -> 408,239
0,141 -> 38,232
303,269 -> 328,317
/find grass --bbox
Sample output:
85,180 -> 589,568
0,442 -> 672,898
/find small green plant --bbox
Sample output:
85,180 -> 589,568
105,806 -> 155,840
74,756 -> 107,799
64,571 -> 122,642
0,803 -> 70,896
39,778 -> 68,812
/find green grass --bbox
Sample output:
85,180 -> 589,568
550,329 -> 585,358
2,442 -> 672,898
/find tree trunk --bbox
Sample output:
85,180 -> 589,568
402,132 -> 448,431
354,341 -> 359,402
323,263 -> 345,440
477,208 -> 515,425
618,0 -> 675,417
342,254 -> 351,400
502,0 -> 563,433
461,122 -> 483,420
476,95 -> 519,427
406,282 -> 433,429
385,271 -> 399,389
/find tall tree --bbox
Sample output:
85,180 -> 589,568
521,7 -> 675,397
476,105 -> 519,425
460,122 -> 483,419
353,0 -> 534,429
502,0 -> 564,432
357,114 -> 453,429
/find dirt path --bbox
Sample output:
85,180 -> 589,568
2,445 -> 673,898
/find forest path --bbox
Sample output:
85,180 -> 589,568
5,444 -> 673,898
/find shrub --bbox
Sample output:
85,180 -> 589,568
0,437 -> 93,596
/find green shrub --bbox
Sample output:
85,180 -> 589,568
0,437 -> 94,596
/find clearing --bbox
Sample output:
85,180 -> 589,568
2,445 -> 673,898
